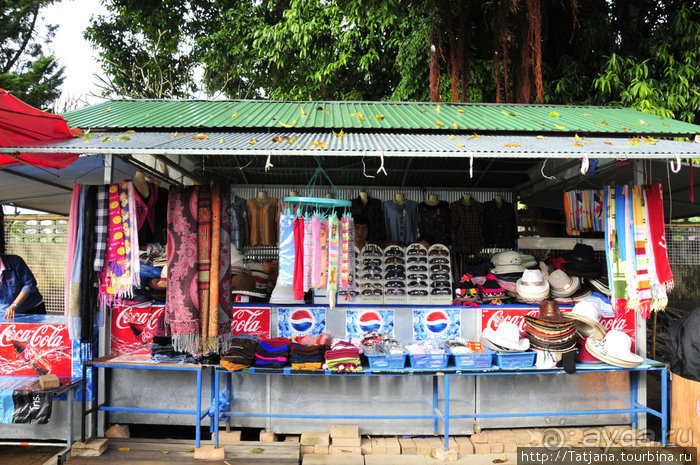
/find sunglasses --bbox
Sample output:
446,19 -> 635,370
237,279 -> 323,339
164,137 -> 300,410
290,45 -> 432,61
430,265 -> 450,273
385,248 -> 404,257
409,289 -> 429,296
386,257 -> 405,265
408,265 -> 427,272
386,288 -> 406,296
408,273 -> 428,281
407,248 -> 427,256
430,273 -> 450,281
408,281 -> 428,287
362,282 -> 382,289
385,264 -> 405,272
362,289 -> 383,296
362,250 -> 382,257
431,281 -> 451,288
429,257 -> 449,265
407,257 -> 427,264
429,249 -> 449,257
386,281 -> 405,288
362,273 -> 382,280
363,265 -> 382,273
338,290 -> 360,297
363,258 -> 381,266
431,288 -> 451,295
385,272 -> 406,280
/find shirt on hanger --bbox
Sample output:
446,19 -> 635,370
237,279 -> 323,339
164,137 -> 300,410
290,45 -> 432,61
418,201 -> 451,245
350,196 -> 385,242
482,199 -> 517,248
134,181 -> 168,245
384,199 -> 418,245
449,200 -> 484,253
246,197 -> 279,247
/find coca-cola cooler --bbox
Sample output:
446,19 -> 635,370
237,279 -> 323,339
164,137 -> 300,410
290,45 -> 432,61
111,304 -> 164,355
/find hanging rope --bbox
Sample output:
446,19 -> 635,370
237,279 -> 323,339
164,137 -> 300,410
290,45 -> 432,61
362,152 -> 375,178
264,151 -> 274,172
376,150 -> 387,176
669,153 -> 681,173
541,158 -> 556,180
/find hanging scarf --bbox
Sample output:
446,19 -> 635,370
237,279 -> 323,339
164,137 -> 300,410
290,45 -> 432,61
631,185 -> 652,317
303,217 -> 313,292
278,213 -> 295,286
592,189 -> 604,231
79,186 -> 98,342
644,184 -> 674,291
164,186 -> 200,353
327,216 -> 339,292
608,186 -> 628,315
311,215 -> 322,288
292,217 -> 305,300
197,186 -> 213,353
67,185 -> 85,339
134,181 -> 159,236
319,218 -> 328,287
643,187 -> 668,312
347,217 -> 355,289
622,186 -> 637,306
340,216 -> 350,288
93,185 -> 108,272
217,186 -> 233,351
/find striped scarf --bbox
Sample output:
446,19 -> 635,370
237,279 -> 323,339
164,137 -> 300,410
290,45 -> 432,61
327,216 -> 339,292
631,186 -> 652,317
340,216 -> 350,289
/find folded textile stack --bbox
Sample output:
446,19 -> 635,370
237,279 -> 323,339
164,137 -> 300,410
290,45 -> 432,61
221,335 -> 260,371
289,343 -> 327,370
324,340 -> 362,372
150,338 -> 188,363
524,300 -> 577,353
361,331 -> 405,355
254,337 -> 290,368
445,338 -> 484,354
405,341 -> 446,355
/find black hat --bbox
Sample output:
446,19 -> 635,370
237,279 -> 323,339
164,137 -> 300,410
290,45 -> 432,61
454,274 -> 479,300
562,244 -> 601,278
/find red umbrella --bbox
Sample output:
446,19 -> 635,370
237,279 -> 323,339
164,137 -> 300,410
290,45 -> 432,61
0,88 -> 81,169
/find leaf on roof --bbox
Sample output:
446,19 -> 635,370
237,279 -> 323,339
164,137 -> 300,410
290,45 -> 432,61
209,114 -> 216,118
101,107 -> 110,113
219,138 -> 225,143
145,114 -> 149,117
332,129 -> 344,138
192,134 -> 209,140
574,141 -> 583,147
457,109 -> 465,113
232,113 -> 238,117
549,111 -> 560,117
173,131 -> 178,137
117,136 -> 130,141
453,122 -> 459,129
279,121 -> 293,128
604,141 -> 612,145
449,136 -> 454,140
639,119 -> 649,126
627,137 -> 641,145
435,121 -> 443,127
117,447 -> 130,451
582,113 -> 592,116
457,143 -> 464,147
554,124 -> 566,130
435,105 -> 441,112
621,125 -> 630,131
662,123 -> 670,127
375,114 -> 384,120
102,137 -> 112,142
536,135 -> 547,140
124,130 -> 136,134
642,136 -> 658,145
301,106 -> 307,116
350,112 -> 363,121
504,143 -> 520,147
249,139 -> 257,145
574,133 -> 584,140
594,120 -> 608,127
470,133 -> 480,139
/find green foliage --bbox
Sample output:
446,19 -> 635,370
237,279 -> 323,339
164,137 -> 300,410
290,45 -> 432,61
0,0 -> 64,109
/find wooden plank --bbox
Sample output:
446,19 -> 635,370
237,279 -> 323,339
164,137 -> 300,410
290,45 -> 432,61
671,373 -> 700,453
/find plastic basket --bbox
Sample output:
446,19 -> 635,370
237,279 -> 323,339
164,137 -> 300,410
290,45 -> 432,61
495,351 -> 536,369
451,348 -> 495,369
365,353 -> 407,370
409,353 -> 449,369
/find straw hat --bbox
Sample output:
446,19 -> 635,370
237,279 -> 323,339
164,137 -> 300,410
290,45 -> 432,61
481,321 -> 530,353
548,270 -> 580,298
562,301 -> 607,340
516,269 -> 550,301
585,330 -> 643,367
231,274 -> 266,298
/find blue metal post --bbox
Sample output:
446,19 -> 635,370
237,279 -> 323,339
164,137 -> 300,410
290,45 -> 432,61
661,367 -> 668,445
214,370 -> 220,446
631,370 -> 638,429
433,375 -> 438,434
195,368 -> 202,448
444,374 -> 450,451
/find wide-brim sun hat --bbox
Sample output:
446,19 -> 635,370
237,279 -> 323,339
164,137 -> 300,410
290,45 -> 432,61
231,274 -> 267,298
562,243 -> 602,278
481,321 -> 530,353
491,251 -> 525,275
269,283 -> 305,304
516,269 -> 550,300
562,301 -> 607,340
585,330 -> 643,367
548,269 -> 581,298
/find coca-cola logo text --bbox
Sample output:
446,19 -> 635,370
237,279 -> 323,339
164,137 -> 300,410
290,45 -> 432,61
115,306 -> 164,331
484,309 -> 539,335
0,325 -> 65,348
231,309 -> 264,333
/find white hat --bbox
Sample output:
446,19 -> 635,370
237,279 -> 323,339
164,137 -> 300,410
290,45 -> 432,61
516,269 -> 550,301
519,253 -> 537,268
230,248 -> 245,268
585,330 -> 643,367
269,284 -> 305,305
563,301 -> 607,340
481,321 -> 530,353
491,251 -> 526,275
548,270 -> 581,298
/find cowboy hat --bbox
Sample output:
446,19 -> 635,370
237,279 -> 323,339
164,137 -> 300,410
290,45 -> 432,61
562,301 -> 607,340
481,321 -> 530,353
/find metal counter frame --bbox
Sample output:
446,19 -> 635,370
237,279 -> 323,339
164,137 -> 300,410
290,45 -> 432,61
212,359 -> 668,450
80,356 -> 208,448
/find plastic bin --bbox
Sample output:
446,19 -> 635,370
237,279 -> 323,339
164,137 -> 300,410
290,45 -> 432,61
495,351 -> 536,369
451,348 -> 495,369
409,353 -> 449,369
365,353 -> 407,370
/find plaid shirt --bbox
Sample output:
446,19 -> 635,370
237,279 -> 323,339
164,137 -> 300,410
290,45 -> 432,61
449,200 -> 484,253
93,185 -> 108,271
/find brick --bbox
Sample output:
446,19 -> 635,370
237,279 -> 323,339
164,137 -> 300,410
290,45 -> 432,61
361,437 -> 373,455
303,455 -> 364,465
399,437 -> 417,455
504,442 -> 518,453
285,434 -> 300,442
386,437 -> 402,455
105,424 -> 130,439
193,446 -> 225,460
527,429 -> 544,445
331,425 -> 360,438
581,428 -> 603,447
218,430 -> 242,442
448,437 -> 460,454
301,432 -> 330,446
331,445 -> 362,455
259,430 -> 277,442
473,442 -> 490,455
490,443 -> 504,454
454,436 -> 474,454
39,374 -> 60,390
301,445 -> 315,455
501,430 -> 516,442
413,438 -> 432,455
71,439 -> 108,457
314,444 -> 329,454
372,437 -> 387,454
561,428 -> 584,443
365,455 -> 428,465
435,447 -> 458,462
487,430 -> 503,443
427,436 -> 444,454
513,429 -> 531,446
333,437 -> 362,447
470,432 -> 489,444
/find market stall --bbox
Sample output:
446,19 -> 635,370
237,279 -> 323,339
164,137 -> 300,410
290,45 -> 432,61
1,99 -> 698,440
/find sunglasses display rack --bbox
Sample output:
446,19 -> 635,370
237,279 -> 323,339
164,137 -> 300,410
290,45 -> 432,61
383,245 -> 407,305
338,246 -> 362,304
428,244 -> 453,305
405,244 -> 430,305
360,244 -> 385,305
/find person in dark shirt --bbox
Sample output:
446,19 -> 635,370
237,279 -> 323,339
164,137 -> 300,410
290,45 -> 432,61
354,214 -> 370,250
1,255 -> 45,319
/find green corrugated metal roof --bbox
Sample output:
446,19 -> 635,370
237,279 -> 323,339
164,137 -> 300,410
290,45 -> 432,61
62,99 -> 700,136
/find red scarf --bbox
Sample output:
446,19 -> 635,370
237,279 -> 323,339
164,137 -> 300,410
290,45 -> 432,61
644,184 -> 674,290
